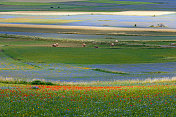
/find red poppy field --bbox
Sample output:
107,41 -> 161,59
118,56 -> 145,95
0,83 -> 175,116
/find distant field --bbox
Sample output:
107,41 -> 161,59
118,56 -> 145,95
0,0 -> 174,11
0,0 -> 85,2
0,2 -> 54,5
84,0 -> 155,5
0,36 -> 82,47
0,37 -> 53,46
0,0 -> 154,5
0,18 -> 81,24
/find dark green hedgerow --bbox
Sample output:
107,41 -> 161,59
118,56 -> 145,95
0,80 -> 54,85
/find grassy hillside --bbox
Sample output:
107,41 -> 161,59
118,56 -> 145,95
3,46 -> 176,64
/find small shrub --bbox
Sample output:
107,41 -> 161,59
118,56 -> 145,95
31,80 -> 45,85
18,81 -> 27,84
31,80 -> 54,85
45,82 -> 54,85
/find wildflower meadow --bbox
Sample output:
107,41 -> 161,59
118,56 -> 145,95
0,82 -> 175,116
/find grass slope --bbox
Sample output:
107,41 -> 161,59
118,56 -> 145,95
3,46 -> 176,64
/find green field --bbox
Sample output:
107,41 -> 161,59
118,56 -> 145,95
3,45 -> 176,64
1,35 -> 176,64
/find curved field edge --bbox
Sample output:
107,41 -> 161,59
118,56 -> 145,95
0,48 -> 40,70
3,46 -> 176,64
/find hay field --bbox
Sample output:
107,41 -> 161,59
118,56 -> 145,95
0,18 -> 81,24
